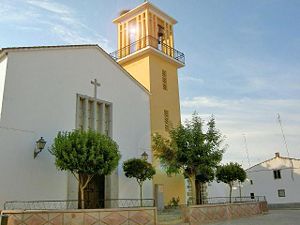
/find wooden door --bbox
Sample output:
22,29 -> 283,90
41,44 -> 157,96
84,174 -> 105,209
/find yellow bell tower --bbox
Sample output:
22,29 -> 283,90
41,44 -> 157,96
111,2 -> 186,205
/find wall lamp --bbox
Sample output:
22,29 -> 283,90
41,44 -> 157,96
141,151 -> 149,161
34,137 -> 46,158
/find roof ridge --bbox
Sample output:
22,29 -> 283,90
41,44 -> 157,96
246,155 -> 300,171
0,44 -> 150,95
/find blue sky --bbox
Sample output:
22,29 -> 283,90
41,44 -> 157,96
1,0 -> 300,167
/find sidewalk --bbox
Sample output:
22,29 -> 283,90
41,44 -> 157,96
209,209 -> 300,225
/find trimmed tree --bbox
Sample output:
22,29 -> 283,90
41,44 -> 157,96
50,129 -> 121,208
123,158 -> 156,206
152,113 -> 225,204
216,162 -> 246,203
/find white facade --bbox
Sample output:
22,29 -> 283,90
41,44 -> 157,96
243,153 -> 300,205
208,153 -> 300,206
0,45 -> 152,208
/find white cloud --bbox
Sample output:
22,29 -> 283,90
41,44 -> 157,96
181,96 -> 300,168
223,57 -> 300,93
26,0 -> 72,15
0,0 -> 113,52
0,2 -> 39,22
179,76 -> 204,84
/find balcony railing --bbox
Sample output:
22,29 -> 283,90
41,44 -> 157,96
110,36 -> 185,65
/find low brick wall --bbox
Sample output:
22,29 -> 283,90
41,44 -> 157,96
1,207 -> 157,225
183,201 -> 268,225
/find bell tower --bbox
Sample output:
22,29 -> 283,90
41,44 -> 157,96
111,2 -> 186,205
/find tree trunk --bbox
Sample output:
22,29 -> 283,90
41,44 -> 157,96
229,183 -> 232,203
77,173 -> 94,209
78,173 -> 85,209
80,187 -> 85,209
189,175 -> 196,205
139,183 -> 143,207
238,181 -> 242,201
195,180 -> 204,205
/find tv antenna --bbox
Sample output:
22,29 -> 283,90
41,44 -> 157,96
243,134 -> 251,168
277,113 -> 290,157
277,113 -> 294,180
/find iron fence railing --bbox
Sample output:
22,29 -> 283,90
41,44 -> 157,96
110,35 -> 185,64
4,200 -> 81,210
187,196 -> 266,206
3,199 -> 155,210
99,199 -> 155,208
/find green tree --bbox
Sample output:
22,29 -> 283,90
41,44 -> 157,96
123,158 -> 156,206
216,162 -> 247,203
50,129 -> 121,208
152,113 -> 225,203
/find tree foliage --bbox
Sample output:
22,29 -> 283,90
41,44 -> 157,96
216,162 -> 246,202
123,158 -> 156,206
152,113 -> 225,202
50,129 -> 121,208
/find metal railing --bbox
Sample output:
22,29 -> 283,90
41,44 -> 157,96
99,199 -> 155,208
3,199 -> 155,210
187,196 -> 266,206
4,200 -> 81,210
110,35 -> 185,64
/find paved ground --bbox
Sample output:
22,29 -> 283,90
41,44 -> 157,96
209,209 -> 300,225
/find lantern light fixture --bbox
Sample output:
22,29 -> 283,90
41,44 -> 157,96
141,151 -> 149,161
34,137 -> 46,158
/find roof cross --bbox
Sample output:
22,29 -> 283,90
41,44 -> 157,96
91,78 -> 101,99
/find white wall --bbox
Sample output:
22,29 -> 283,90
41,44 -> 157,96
208,157 -> 300,205
243,157 -> 300,204
0,46 -> 152,208
0,55 -> 7,119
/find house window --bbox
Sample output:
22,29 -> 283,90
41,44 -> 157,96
273,170 -> 281,179
76,94 -> 112,136
162,70 -> 168,90
250,180 -> 253,185
278,189 -> 285,197
164,110 -> 169,131
250,193 -> 255,199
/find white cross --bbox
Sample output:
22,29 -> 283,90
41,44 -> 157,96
91,78 -> 101,99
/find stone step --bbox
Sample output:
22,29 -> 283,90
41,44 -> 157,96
157,208 -> 186,224
158,220 -> 189,225
158,214 -> 182,221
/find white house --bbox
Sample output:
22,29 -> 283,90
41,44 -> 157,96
208,152 -> 300,207
0,45 -> 152,209
242,152 -> 300,207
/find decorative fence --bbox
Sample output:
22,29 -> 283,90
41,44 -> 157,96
1,207 -> 157,225
100,199 -> 155,209
188,196 -> 266,205
4,200 -> 80,210
3,199 -> 155,210
182,201 -> 268,225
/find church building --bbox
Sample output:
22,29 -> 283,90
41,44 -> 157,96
0,1 -> 186,208
0,45 -> 152,208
